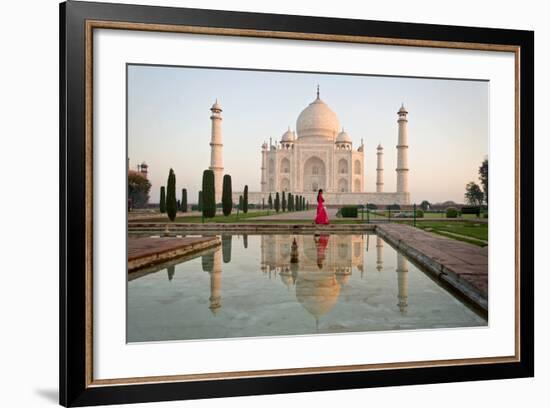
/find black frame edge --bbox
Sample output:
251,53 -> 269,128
60,1 -> 535,406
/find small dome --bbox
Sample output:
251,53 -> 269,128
281,127 -> 295,143
377,143 -> 383,150
398,103 -> 408,114
211,99 -> 222,111
140,161 -> 148,168
336,128 -> 352,144
296,88 -> 340,140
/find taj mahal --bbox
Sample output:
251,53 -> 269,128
208,86 -> 411,206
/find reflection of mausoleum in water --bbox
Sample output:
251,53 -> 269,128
200,234 -> 410,324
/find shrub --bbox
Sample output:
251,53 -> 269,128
446,207 -> 459,218
366,203 -> 378,210
415,209 -> 424,218
222,175 -> 233,216
387,203 -> 401,211
202,170 -> 216,218
340,206 -> 358,218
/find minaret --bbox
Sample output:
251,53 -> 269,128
376,144 -> 384,192
261,142 -> 268,193
396,104 -> 409,194
209,100 -> 223,203
396,252 -> 409,314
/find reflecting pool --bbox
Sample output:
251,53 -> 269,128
127,234 -> 487,343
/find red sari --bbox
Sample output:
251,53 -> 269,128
315,192 -> 329,224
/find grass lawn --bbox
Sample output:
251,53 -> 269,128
400,220 -> 488,246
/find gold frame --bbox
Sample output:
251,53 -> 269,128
84,20 -> 521,388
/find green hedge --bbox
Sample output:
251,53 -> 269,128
340,206 -> 358,218
446,207 -> 459,218
415,209 -> 424,218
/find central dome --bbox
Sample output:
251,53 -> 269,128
296,89 -> 340,140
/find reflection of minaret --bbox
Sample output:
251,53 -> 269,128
376,237 -> 384,272
209,249 -> 222,314
396,252 -> 409,314
209,100 -> 223,203
222,235 -> 232,263
167,265 -> 175,281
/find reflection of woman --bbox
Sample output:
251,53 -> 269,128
314,189 -> 329,225
314,234 -> 330,269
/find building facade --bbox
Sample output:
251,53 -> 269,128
209,88 -> 411,206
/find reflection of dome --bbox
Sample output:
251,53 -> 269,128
296,89 -> 340,140
336,272 -> 350,285
336,128 -> 352,144
279,269 -> 295,289
296,273 -> 340,318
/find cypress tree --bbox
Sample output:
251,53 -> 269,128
268,193 -> 273,209
166,168 -> 177,221
295,194 -> 299,211
239,195 -> 243,211
202,169 -> 216,218
288,192 -> 293,211
181,188 -> 188,212
275,192 -> 280,212
198,191 -> 203,212
243,185 -> 249,213
282,191 -> 286,212
222,174 -> 233,216
159,186 -> 166,213
262,198 -> 265,210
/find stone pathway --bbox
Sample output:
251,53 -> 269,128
377,223 -> 488,312
252,208 -> 338,221
128,236 -> 220,272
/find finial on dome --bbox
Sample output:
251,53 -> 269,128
316,84 -> 320,99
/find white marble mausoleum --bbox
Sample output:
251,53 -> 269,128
208,87 -> 411,206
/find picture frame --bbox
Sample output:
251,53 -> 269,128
59,0 -> 534,406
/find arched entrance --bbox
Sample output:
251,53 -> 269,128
303,156 -> 326,192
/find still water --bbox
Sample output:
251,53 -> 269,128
127,234 -> 486,343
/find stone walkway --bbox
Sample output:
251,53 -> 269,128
128,236 -> 220,272
377,223 -> 488,312
252,208 -> 338,221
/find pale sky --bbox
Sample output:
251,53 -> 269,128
127,64 -> 488,204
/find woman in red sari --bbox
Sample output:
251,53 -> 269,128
314,189 -> 329,225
